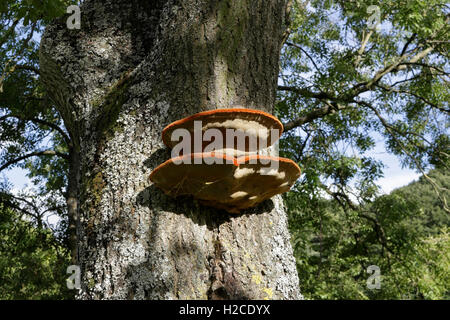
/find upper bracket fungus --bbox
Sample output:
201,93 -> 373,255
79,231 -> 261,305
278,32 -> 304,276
162,108 -> 283,155
150,108 -> 301,213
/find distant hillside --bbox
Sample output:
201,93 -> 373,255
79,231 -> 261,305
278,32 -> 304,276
390,168 -> 449,235
287,166 -> 449,299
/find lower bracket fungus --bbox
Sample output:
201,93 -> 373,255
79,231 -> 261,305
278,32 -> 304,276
149,153 -> 301,213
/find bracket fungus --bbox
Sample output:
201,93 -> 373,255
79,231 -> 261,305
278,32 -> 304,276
150,108 -> 301,213
162,108 -> 283,155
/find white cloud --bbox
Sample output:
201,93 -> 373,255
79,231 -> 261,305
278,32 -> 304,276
377,171 -> 421,194
4,167 -> 32,190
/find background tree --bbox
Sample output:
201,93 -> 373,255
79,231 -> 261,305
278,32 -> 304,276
287,167 -> 449,299
0,204 -> 72,299
278,0 -> 449,210
0,0 -> 77,299
279,0 -> 449,299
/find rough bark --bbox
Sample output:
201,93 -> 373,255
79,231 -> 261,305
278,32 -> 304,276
40,0 -> 301,299
67,144 -> 80,264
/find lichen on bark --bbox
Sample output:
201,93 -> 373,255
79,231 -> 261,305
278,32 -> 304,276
40,0 -> 302,300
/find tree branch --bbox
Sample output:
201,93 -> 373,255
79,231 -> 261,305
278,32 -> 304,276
321,183 -> 395,255
354,29 -> 374,67
355,99 -> 449,213
28,118 -> 72,146
285,41 -> 324,76
0,114 -> 72,146
282,101 -> 347,132
400,33 -> 416,57
375,84 -> 450,114
0,18 -> 19,46
0,192 -> 42,220
0,22 -> 37,93
278,41 -> 441,132
0,150 -> 69,172
13,64 -> 40,75
277,85 -> 333,100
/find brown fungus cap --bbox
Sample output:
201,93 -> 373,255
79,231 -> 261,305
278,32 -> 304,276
149,153 -> 237,198
149,153 -> 300,213
162,108 -> 284,153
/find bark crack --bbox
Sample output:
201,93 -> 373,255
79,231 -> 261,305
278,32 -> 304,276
207,234 -> 245,300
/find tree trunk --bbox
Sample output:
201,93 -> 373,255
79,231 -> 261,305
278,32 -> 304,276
40,0 -> 301,299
